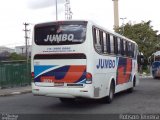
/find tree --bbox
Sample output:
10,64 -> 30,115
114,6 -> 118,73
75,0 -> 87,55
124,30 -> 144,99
9,53 -> 26,60
116,20 -> 160,58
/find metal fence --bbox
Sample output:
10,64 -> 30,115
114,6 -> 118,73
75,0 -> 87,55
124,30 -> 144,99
0,61 -> 31,88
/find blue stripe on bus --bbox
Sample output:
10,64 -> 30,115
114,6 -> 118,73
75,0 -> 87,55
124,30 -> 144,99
34,65 -> 57,77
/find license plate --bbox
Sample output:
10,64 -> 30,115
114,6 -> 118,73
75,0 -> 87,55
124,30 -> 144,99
54,82 -> 64,86
41,76 -> 54,83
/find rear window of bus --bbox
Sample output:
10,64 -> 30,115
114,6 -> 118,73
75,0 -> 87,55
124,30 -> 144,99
34,21 -> 87,45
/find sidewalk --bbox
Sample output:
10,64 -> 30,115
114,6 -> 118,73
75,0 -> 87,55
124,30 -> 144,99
139,73 -> 152,78
0,85 -> 32,97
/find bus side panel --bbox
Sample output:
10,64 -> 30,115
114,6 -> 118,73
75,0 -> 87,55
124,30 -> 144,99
116,57 -> 132,85
91,56 -> 117,98
92,56 -> 137,98
115,57 -> 138,93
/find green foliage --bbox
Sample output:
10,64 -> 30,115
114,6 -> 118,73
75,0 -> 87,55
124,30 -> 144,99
9,53 -> 26,60
116,20 -> 160,58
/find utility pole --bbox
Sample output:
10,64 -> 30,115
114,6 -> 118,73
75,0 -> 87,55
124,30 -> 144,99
23,23 -> 30,82
112,0 -> 119,30
56,0 -> 58,20
23,23 -> 30,60
21,47 -> 24,55
65,0 -> 73,20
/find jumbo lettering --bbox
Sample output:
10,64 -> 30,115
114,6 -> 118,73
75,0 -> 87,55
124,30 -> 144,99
44,34 -> 74,43
96,59 -> 115,69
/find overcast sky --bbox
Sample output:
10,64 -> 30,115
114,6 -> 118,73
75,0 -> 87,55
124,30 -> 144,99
0,0 -> 160,48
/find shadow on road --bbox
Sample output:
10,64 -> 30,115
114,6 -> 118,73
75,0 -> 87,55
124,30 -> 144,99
45,90 -> 138,112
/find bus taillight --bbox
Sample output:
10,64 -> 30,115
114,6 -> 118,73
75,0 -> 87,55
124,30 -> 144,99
31,72 -> 34,81
86,72 -> 92,84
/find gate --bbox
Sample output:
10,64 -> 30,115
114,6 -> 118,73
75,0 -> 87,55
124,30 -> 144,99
0,61 -> 31,88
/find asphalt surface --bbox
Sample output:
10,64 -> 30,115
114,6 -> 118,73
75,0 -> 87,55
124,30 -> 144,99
0,78 -> 160,114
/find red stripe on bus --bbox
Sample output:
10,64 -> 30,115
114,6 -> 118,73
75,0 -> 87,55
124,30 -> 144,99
117,59 -> 132,84
41,65 -> 86,83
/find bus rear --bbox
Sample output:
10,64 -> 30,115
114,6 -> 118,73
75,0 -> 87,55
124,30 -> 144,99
31,21 -> 94,99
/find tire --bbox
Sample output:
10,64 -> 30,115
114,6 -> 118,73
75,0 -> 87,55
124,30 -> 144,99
127,87 -> 133,93
106,82 -> 115,103
153,75 -> 158,79
59,98 -> 75,103
100,81 -> 115,104
127,78 -> 136,93
152,71 -> 158,79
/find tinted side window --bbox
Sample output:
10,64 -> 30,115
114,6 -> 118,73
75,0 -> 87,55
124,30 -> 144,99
99,30 -> 104,53
126,41 -> 129,56
120,39 -> 124,56
103,32 -> 107,54
128,42 -> 132,57
93,26 -> 136,58
93,28 -> 102,53
113,36 -> 118,54
131,43 -> 135,58
110,35 -> 114,54
117,38 -> 121,54
106,33 -> 111,53
93,28 -> 97,44
127,42 -> 135,58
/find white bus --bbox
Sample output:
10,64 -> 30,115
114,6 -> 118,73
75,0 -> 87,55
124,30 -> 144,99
31,20 -> 139,103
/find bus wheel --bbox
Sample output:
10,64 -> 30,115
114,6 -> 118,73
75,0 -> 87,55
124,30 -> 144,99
100,81 -> 115,104
106,82 -> 115,103
59,98 -> 75,103
127,78 -> 136,93
127,87 -> 133,93
153,75 -> 158,79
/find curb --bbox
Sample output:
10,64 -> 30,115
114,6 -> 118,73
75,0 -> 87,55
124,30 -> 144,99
139,75 -> 152,78
0,90 -> 32,97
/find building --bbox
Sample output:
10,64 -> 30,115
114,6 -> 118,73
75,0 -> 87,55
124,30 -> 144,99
0,46 -> 15,53
15,45 -> 31,56
0,46 -> 15,60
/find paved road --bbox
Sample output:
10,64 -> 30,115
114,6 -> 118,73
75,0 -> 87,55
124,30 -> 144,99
0,78 -> 160,114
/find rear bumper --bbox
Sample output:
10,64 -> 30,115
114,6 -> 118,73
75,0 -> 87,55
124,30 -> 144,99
32,82 -> 94,98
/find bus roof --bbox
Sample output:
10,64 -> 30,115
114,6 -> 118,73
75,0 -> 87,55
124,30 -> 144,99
153,51 -> 160,56
34,20 -> 137,45
88,20 -> 137,45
